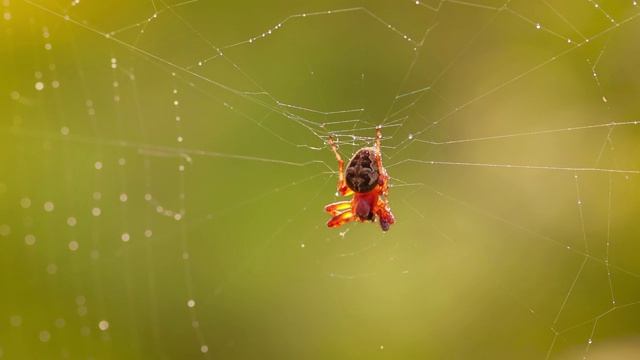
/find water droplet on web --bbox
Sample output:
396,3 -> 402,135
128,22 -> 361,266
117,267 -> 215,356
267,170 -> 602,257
10,315 -> 22,327
55,318 -> 65,329
80,326 -> 90,336
536,23 -> 541,29
39,330 -> 51,342
25,234 -> 36,245
75,296 -> 86,306
47,263 -> 57,274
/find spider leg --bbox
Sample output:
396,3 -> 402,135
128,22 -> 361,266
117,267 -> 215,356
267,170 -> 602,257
327,209 -> 356,228
325,201 -> 352,216
328,135 -> 351,196
375,198 -> 395,232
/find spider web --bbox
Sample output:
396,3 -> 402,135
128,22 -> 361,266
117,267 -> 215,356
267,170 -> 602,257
1,0 -> 640,358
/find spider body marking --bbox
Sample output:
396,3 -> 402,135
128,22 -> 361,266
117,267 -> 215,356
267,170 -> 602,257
344,147 -> 379,194
324,127 -> 395,231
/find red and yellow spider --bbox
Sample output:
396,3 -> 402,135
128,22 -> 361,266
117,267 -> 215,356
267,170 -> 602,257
325,127 -> 395,231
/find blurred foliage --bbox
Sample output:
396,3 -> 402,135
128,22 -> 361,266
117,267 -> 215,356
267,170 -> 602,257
1,1 -> 640,359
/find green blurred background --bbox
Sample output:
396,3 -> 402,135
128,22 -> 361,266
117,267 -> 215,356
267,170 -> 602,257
1,0 -> 639,359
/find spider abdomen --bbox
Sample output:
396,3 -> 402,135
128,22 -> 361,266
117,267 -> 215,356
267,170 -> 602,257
345,147 -> 380,193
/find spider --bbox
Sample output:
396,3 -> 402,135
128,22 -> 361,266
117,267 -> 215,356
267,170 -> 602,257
325,127 -> 395,231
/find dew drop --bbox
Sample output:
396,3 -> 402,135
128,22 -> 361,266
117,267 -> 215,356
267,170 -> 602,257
10,315 -> 22,327
39,331 -> 51,342
25,234 -> 36,245
46,263 -> 57,274
55,318 -> 65,329
20,197 -> 31,208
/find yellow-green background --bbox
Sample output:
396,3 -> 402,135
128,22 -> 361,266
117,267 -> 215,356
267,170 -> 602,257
1,1 -> 639,359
